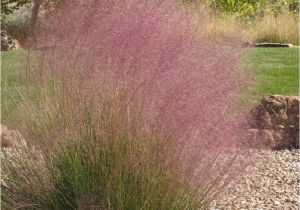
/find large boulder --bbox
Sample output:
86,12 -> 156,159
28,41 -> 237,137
247,95 -> 299,150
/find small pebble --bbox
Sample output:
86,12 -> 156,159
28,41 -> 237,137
210,149 -> 300,209
274,200 -> 281,205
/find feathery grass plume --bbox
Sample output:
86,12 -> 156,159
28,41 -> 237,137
2,0 -> 250,209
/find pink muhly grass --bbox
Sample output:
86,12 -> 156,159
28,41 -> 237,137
50,0 -> 243,193
3,0 -> 251,209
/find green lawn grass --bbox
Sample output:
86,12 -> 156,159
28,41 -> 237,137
245,48 -> 299,97
1,48 -> 299,124
1,50 -> 27,125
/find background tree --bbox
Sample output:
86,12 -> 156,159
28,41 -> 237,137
1,0 -> 64,45
1,0 -> 30,15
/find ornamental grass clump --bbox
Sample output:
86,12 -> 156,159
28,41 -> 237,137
2,1 -> 249,209
249,13 -> 299,45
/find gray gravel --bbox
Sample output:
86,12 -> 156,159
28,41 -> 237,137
210,149 -> 300,210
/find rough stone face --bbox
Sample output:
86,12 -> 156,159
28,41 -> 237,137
1,30 -> 20,51
247,95 -> 299,150
12,39 -> 20,50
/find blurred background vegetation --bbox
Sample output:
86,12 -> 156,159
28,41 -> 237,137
1,1 -> 298,209
1,0 -> 64,46
203,0 -> 298,18
1,0 -> 299,46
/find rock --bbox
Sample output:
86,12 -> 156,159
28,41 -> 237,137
273,130 -> 284,142
261,95 -> 277,105
247,95 -> 299,150
210,149 -> 300,210
247,129 -> 276,148
286,97 -> 299,108
12,39 -> 20,50
1,125 -> 27,148
1,30 -> 20,51
262,95 -> 287,112
248,105 -> 272,128
1,30 -> 14,51
274,125 -> 285,130
260,130 -> 275,148
274,109 -> 288,124
287,114 -> 299,122
261,111 -> 273,128
273,200 -> 281,205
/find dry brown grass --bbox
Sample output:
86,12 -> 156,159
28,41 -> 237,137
199,11 -> 298,45
202,16 -> 248,42
249,13 -> 299,45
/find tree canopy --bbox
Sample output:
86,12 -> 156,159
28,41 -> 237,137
1,0 -> 31,15
1,0 -> 64,15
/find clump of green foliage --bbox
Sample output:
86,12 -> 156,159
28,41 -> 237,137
2,116 -> 207,209
204,0 -> 298,18
1,0 -> 29,15
2,9 -> 31,45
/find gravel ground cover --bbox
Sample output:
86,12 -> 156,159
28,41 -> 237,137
210,149 -> 299,210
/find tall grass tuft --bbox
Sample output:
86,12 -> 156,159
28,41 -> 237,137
249,13 -> 299,45
2,1 -> 249,209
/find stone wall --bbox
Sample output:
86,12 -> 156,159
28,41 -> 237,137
247,95 -> 299,150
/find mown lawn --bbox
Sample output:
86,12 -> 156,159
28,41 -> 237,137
245,48 -> 299,97
1,48 -> 299,124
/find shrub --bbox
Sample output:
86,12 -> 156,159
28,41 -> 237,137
2,1 -> 248,209
2,6 -> 32,46
202,0 -> 298,18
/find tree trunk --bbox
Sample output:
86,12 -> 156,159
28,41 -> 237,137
29,0 -> 41,44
